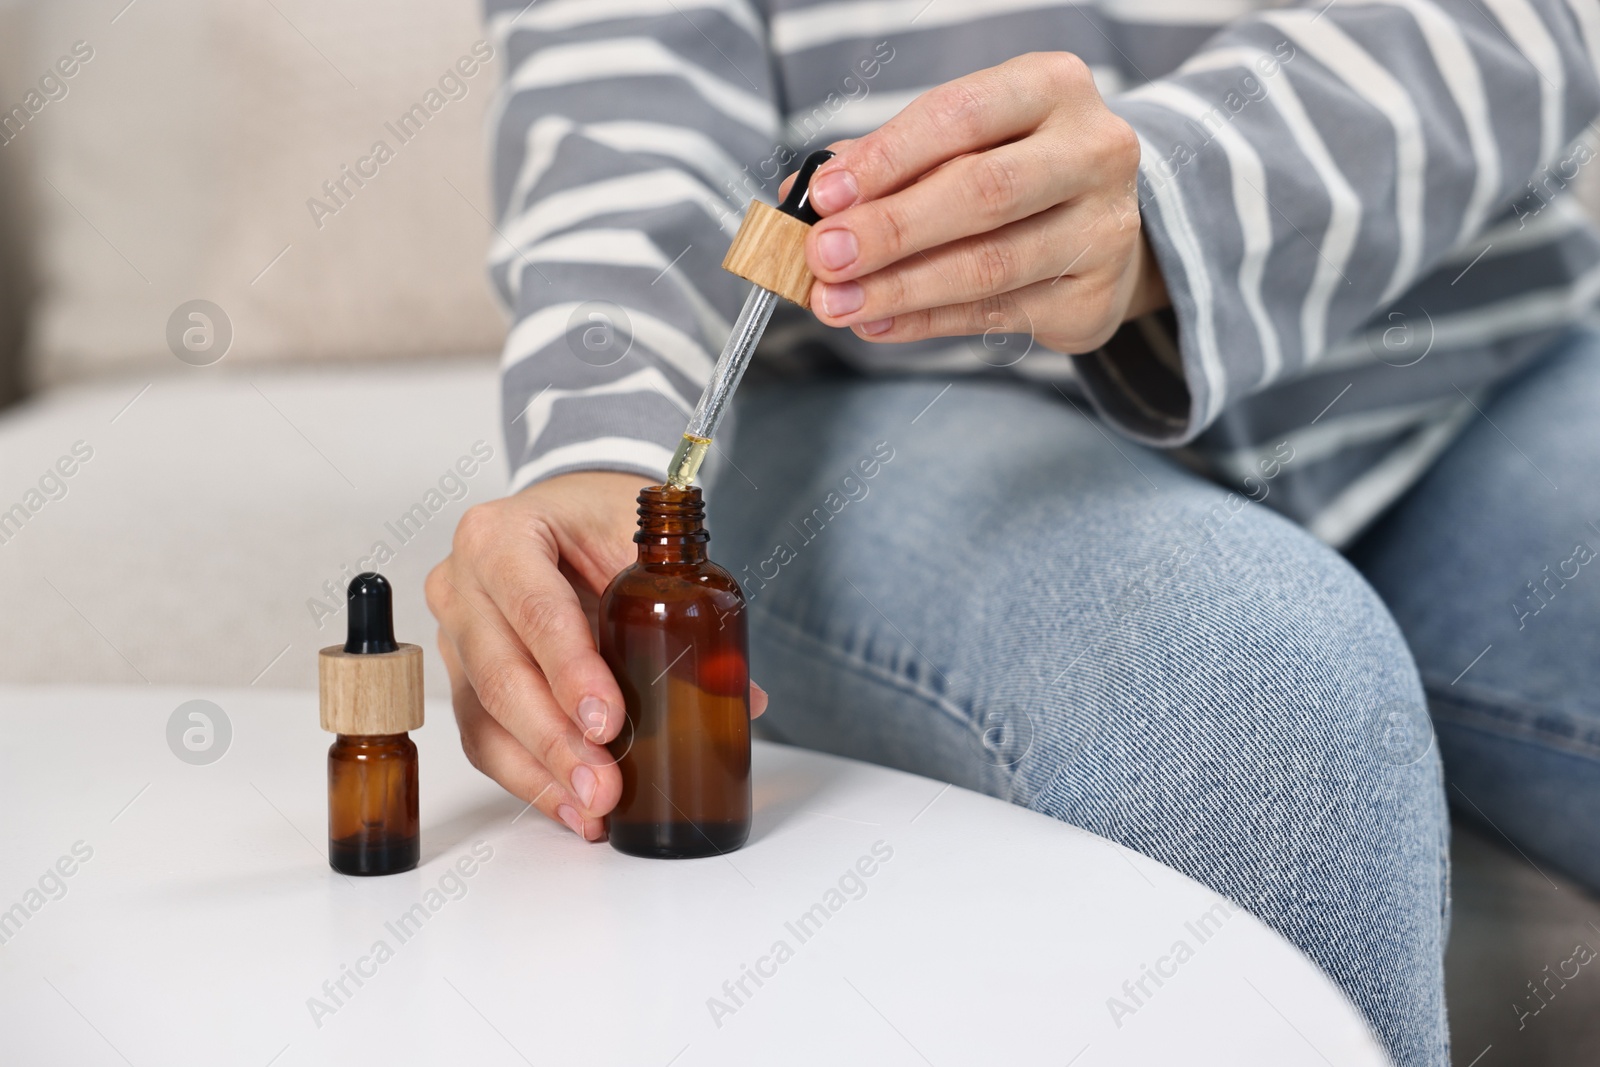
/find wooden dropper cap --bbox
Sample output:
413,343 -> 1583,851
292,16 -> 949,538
319,573 -> 424,735
721,149 -> 835,308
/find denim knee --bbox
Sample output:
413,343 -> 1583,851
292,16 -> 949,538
972,499 -> 1448,1064
717,376 -> 1448,1063
957,495 -> 1432,810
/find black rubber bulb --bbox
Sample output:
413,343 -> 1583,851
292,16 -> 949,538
777,149 -> 836,225
345,572 -> 399,654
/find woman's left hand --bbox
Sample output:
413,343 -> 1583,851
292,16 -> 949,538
792,51 -> 1167,354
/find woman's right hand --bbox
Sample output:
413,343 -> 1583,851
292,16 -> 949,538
424,470 -> 647,841
428,470 -> 770,840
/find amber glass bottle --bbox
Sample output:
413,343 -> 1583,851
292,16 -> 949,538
599,485 -> 751,858
319,573 -> 423,876
328,733 -> 419,875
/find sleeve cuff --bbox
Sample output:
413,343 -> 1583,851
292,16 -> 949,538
1070,309 -> 1197,447
507,437 -> 678,494
1091,98 -> 1253,446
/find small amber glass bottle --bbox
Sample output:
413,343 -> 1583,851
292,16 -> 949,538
327,733 -> 419,875
319,573 -> 423,876
599,485 -> 751,858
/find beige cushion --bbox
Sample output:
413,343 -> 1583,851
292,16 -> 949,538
0,358 -> 501,693
17,0 -> 505,387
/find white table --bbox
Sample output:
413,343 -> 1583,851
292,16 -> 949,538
0,686 -> 1390,1066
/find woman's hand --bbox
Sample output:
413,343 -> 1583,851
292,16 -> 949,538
426,471 -> 768,840
793,52 -> 1167,354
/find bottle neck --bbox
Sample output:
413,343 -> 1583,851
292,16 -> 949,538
332,733 -> 410,748
635,485 -> 709,565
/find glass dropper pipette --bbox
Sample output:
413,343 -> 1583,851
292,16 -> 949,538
666,149 -> 836,489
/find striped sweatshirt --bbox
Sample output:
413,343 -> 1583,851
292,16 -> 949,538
484,0 -> 1600,547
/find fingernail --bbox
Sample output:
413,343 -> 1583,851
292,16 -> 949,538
811,168 -> 858,213
578,696 -> 608,739
814,228 -> 858,271
557,804 -> 584,835
858,318 -> 893,336
821,281 -> 864,318
570,764 -> 597,808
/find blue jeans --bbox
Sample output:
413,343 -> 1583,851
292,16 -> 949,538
716,377 -> 1447,1065
1349,326 -> 1600,895
716,326 -> 1600,1065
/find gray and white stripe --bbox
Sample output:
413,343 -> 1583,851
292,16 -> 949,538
484,0 -> 1600,545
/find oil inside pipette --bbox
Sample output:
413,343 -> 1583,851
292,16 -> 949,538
665,433 -> 711,489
